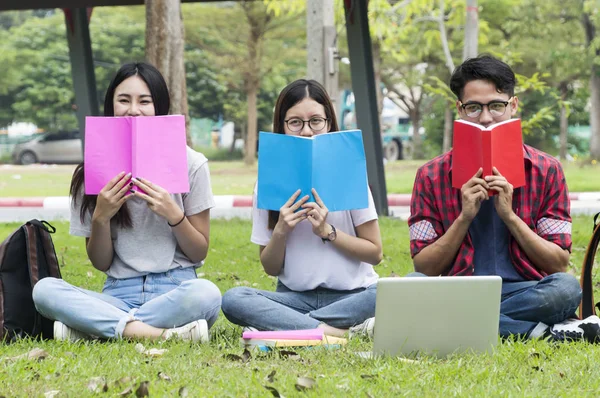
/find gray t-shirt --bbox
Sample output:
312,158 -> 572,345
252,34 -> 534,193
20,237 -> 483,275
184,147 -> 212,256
70,147 -> 215,279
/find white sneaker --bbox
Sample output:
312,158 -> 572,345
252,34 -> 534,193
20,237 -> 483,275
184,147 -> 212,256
242,326 -> 258,333
349,317 -> 375,339
53,321 -> 91,342
164,319 -> 209,343
548,315 -> 600,343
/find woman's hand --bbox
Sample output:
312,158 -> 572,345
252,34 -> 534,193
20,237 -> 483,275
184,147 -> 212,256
92,171 -> 132,224
130,177 -> 184,224
301,188 -> 331,239
274,189 -> 310,236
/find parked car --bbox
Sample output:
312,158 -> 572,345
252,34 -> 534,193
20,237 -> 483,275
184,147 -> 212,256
12,131 -> 83,165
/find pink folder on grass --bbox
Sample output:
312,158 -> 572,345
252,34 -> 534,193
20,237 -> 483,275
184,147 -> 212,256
242,328 -> 324,340
84,115 -> 189,195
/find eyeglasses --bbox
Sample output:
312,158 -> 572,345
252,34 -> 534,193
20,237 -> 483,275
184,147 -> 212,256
459,97 -> 514,118
284,117 -> 329,133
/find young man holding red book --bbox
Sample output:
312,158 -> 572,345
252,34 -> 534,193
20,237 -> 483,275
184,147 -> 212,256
408,55 -> 600,342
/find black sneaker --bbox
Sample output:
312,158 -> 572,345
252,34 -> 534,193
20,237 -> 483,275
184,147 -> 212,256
547,315 -> 600,343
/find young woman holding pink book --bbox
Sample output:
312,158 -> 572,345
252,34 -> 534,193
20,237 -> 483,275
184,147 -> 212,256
221,79 -> 382,338
32,62 -> 221,342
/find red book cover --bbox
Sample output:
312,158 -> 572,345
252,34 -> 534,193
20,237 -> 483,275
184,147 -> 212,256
451,118 -> 525,194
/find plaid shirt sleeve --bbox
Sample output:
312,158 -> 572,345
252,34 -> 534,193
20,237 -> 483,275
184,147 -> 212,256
536,160 -> 572,252
408,166 -> 445,258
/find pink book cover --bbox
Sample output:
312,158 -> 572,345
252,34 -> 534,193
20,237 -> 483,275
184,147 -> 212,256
242,328 -> 324,340
84,115 -> 189,195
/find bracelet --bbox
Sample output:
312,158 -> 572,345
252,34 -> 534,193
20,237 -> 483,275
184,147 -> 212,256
168,214 -> 186,227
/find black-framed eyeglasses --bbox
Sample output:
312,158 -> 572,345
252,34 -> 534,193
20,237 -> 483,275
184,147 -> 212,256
459,97 -> 514,118
284,117 -> 329,133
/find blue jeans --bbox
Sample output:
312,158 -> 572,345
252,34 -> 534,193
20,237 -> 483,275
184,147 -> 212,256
32,267 -> 222,339
221,281 -> 377,330
407,272 -> 582,338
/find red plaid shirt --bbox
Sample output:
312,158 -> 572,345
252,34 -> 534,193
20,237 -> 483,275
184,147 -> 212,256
408,145 -> 572,280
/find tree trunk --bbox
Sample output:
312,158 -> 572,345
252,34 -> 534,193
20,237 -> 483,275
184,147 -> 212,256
145,0 -> 192,146
245,83 -> 259,164
590,69 -> 600,159
559,82 -> 569,161
463,0 -> 479,60
243,5 -> 262,165
442,105 -> 453,152
411,109 -> 422,159
372,40 -> 384,131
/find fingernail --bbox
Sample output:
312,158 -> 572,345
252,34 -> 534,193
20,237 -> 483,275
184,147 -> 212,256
129,189 -> 135,194
129,182 -> 133,187
136,177 -> 141,181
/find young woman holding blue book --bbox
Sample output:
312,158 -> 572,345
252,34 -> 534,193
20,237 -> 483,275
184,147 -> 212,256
221,79 -> 382,338
32,62 -> 221,342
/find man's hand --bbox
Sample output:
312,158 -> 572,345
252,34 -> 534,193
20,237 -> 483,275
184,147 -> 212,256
486,167 -> 514,221
460,168 -> 489,222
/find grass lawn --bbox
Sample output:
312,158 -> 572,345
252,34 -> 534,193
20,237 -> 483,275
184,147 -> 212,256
2,159 -> 599,197
1,216 -> 600,396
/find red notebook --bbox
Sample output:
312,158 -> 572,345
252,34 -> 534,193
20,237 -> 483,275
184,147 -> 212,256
451,118 -> 525,193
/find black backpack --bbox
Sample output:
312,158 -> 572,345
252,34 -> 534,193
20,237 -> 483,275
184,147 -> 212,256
579,212 -> 600,319
0,220 -> 62,342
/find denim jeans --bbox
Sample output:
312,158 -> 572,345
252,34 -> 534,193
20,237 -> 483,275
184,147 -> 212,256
221,281 -> 377,330
32,267 -> 222,339
407,272 -> 581,338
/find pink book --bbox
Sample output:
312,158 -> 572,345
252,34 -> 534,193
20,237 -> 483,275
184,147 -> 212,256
84,115 -> 189,195
242,328 -> 324,340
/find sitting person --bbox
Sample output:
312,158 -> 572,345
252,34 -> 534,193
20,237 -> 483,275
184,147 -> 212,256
221,79 -> 382,337
408,55 -> 599,342
32,62 -> 221,342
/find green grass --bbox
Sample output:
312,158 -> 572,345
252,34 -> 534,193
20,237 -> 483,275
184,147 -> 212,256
1,217 -> 600,396
2,159 -> 599,197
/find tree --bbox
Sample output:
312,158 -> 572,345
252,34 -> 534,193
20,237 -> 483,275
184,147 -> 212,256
1,13 -> 77,131
582,0 -> 600,159
145,0 -> 191,145
487,0 -> 588,158
184,2 -> 305,164
0,7 -> 149,130
376,0 -> 468,158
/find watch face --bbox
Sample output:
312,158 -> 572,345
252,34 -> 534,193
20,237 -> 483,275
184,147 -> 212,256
328,227 -> 337,241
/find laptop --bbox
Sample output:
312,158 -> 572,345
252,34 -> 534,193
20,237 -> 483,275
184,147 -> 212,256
371,276 -> 502,358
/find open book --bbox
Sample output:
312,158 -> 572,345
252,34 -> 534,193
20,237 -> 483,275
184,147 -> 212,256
84,115 -> 189,195
240,328 -> 346,350
240,336 -> 347,350
257,130 -> 368,211
451,118 -> 525,192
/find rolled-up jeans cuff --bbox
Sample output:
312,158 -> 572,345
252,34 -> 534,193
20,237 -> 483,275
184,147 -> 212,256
115,308 -> 139,338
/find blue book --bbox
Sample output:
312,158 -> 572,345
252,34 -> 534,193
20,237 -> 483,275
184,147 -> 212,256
257,130 -> 368,211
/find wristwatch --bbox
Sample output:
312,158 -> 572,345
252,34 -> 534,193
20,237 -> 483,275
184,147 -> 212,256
321,224 -> 337,243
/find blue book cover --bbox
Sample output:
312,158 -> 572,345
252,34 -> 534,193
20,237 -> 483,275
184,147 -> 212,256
257,130 -> 368,211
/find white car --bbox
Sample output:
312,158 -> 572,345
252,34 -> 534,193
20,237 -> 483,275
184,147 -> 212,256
12,131 -> 83,165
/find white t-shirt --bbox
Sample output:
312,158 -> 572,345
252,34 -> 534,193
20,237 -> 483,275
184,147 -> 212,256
251,188 -> 379,291
70,147 -> 215,279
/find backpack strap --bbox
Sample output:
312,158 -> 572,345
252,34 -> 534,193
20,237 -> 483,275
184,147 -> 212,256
28,221 -> 61,279
23,224 -> 40,287
579,212 -> 600,319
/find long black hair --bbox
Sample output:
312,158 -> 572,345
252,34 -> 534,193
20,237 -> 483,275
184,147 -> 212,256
70,62 -> 170,227
268,79 -> 339,230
